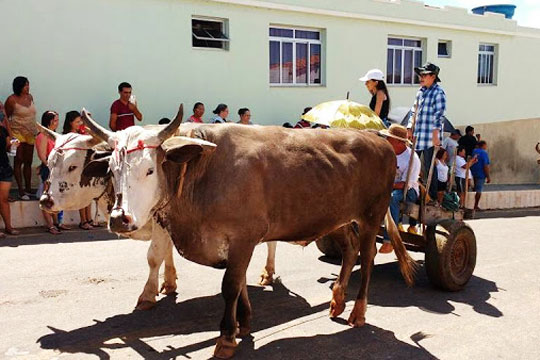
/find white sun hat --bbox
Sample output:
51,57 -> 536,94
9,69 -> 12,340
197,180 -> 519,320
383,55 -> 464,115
359,69 -> 384,82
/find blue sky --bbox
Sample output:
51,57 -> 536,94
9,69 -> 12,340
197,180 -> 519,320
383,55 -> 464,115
423,0 -> 539,28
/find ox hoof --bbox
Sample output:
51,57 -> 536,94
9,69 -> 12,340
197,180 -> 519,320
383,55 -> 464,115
236,326 -> 251,338
135,300 -> 156,311
160,282 -> 177,295
259,271 -> 274,286
329,299 -> 346,318
347,301 -> 367,327
214,336 -> 237,359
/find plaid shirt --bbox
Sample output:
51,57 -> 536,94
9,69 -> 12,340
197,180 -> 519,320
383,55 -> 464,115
407,84 -> 446,151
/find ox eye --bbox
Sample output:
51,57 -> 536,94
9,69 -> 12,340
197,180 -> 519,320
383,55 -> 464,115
68,165 -> 77,172
146,168 -> 154,176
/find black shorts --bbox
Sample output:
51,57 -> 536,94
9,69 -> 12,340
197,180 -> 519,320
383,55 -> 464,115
455,177 -> 466,193
0,165 -> 13,183
437,180 -> 448,192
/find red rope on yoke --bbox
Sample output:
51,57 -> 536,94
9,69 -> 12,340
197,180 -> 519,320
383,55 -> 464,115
125,139 -> 159,154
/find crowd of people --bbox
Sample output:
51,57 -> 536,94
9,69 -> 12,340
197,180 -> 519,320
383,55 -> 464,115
0,66 -> 491,239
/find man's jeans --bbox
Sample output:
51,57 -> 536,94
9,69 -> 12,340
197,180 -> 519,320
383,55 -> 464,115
417,146 -> 438,200
384,188 -> 418,242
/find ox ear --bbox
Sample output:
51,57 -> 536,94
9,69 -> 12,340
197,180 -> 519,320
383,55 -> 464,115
161,136 -> 217,164
82,156 -> 111,178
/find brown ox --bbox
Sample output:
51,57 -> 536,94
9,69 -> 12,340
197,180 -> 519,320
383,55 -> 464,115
82,113 -> 415,359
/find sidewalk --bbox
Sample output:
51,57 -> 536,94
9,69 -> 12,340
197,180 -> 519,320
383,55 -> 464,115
464,183 -> 540,210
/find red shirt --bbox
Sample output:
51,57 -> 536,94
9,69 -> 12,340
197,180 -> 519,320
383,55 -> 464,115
187,115 -> 204,123
110,99 -> 135,131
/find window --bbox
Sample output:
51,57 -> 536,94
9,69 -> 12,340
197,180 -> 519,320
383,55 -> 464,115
192,17 -> 229,50
387,37 -> 423,85
269,26 -> 322,85
438,41 -> 451,58
478,44 -> 496,85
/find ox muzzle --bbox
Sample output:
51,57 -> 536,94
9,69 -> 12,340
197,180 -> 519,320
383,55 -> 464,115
39,181 -> 55,212
109,194 -> 137,233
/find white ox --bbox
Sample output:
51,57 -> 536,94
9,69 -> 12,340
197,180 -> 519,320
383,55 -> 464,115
38,125 -> 177,310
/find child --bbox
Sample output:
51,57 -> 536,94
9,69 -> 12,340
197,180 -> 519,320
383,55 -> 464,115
455,146 -> 478,208
435,148 -> 449,204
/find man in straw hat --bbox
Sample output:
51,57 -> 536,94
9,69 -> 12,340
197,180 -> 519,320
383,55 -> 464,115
379,124 -> 421,254
407,62 -> 446,201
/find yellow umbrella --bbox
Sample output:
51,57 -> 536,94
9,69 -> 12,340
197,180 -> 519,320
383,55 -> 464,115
302,99 -> 386,130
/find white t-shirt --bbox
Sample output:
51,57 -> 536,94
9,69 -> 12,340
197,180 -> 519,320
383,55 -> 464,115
395,147 -> 421,195
443,137 -> 458,167
455,155 -> 468,179
436,160 -> 449,182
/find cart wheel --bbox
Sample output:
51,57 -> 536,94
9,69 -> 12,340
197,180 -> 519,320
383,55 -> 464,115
315,235 -> 342,259
425,220 -> 476,291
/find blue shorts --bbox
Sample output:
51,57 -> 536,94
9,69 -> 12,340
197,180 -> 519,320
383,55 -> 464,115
0,165 -> 13,183
474,177 -> 486,193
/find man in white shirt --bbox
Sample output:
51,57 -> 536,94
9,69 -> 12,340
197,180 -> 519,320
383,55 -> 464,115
380,125 -> 421,254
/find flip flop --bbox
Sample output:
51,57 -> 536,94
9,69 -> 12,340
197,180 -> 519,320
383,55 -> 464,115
5,228 -> 20,235
47,226 -> 61,235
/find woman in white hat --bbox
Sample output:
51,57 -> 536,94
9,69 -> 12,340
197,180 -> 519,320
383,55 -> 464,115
359,69 -> 391,127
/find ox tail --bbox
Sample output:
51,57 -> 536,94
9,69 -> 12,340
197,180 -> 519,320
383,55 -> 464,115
384,209 -> 417,287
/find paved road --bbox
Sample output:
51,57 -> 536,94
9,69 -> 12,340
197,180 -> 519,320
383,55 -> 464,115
1,214 -> 539,360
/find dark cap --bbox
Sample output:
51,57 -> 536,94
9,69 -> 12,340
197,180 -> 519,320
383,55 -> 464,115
451,129 -> 462,136
414,62 -> 441,82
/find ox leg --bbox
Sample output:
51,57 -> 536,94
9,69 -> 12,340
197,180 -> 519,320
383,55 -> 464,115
236,278 -> 252,338
259,241 -> 276,286
136,230 -> 169,310
329,225 -> 360,318
348,225 -> 378,327
160,238 -> 178,295
215,249 -> 254,359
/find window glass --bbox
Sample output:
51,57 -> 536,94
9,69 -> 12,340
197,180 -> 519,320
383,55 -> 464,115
192,19 -> 228,49
309,44 -> 321,84
394,49 -> 402,84
296,30 -> 320,40
296,43 -> 308,84
387,37 -> 422,85
387,49 -> 394,84
282,42 -> 293,83
404,50 -> 413,84
269,41 -> 280,83
270,28 -> 293,38
388,38 -> 403,46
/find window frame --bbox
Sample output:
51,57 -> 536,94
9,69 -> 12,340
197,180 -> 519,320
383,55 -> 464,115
386,36 -> 424,87
438,40 -> 452,58
477,43 -> 497,86
192,16 -> 230,51
269,25 -> 323,87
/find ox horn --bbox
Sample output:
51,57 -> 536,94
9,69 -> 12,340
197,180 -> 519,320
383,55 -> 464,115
36,123 -> 59,141
80,108 -> 114,145
157,104 -> 184,142
536,142 -> 540,154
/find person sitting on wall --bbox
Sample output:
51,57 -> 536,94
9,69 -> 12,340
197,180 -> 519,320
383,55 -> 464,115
187,102 -> 205,123
294,107 -> 312,128
109,82 -> 143,131
237,108 -> 253,125
211,104 -> 229,123
379,124 -> 421,254
470,140 -> 491,211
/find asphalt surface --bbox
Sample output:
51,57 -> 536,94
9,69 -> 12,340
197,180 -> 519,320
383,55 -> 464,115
1,212 -> 539,360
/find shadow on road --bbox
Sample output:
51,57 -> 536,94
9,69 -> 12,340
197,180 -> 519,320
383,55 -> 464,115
319,257 -> 502,318
38,257 -> 500,359
0,229 -> 120,248
37,280 -> 437,359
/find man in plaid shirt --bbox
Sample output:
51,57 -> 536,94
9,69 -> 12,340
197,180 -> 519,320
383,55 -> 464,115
407,62 -> 446,200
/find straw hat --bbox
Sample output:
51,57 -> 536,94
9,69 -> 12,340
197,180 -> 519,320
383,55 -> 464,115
380,124 -> 412,145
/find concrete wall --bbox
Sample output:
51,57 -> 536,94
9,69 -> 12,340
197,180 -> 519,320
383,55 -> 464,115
462,118 -> 540,185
